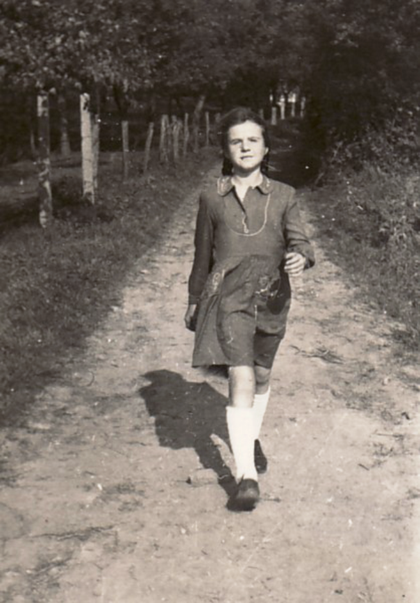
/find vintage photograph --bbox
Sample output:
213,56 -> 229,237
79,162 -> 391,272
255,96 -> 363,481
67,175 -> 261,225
0,1 -> 419,601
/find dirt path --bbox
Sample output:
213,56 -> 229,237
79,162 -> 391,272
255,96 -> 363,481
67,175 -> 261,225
1,167 -> 419,603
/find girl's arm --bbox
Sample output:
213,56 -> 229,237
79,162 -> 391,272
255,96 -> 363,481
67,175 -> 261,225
283,192 -> 315,270
188,194 -> 215,304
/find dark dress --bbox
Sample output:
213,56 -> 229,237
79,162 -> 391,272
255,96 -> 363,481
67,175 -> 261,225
188,175 -> 314,368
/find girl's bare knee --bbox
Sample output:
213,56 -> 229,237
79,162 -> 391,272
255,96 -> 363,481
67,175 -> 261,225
228,365 -> 255,408
255,365 -> 271,393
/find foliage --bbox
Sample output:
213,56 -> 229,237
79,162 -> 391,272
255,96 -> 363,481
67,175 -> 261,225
0,0 -> 155,94
302,0 -> 420,144
310,114 -> 420,347
147,0 -> 264,102
2,0 -> 420,140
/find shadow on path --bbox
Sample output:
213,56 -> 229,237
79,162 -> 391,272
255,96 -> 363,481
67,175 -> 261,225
139,369 -> 235,495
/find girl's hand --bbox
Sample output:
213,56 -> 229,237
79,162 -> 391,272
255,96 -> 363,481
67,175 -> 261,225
284,252 -> 306,277
184,304 -> 198,331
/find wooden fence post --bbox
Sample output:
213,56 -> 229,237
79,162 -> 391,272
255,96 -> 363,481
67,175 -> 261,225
121,119 -> 129,180
166,115 -> 175,160
300,96 -> 306,118
271,106 -> 277,126
204,111 -> 210,146
159,114 -> 169,164
192,94 -> 206,153
289,92 -> 297,118
58,93 -> 71,157
279,95 -> 286,120
143,122 -> 154,174
172,118 -> 181,164
37,91 -> 53,228
92,112 -> 100,193
183,113 -> 189,158
80,93 -> 95,204
28,94 -> 37,159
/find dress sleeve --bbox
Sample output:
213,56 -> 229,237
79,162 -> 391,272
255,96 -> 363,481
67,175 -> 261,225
284,190 -> 315,268
188,194 -> 215,304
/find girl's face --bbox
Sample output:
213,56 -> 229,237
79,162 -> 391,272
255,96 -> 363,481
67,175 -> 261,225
226,120 -> 268,176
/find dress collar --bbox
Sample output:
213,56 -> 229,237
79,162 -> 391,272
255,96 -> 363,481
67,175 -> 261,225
217,175 -> 273,197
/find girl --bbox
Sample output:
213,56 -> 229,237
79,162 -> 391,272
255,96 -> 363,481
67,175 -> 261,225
184,107 -> 315,511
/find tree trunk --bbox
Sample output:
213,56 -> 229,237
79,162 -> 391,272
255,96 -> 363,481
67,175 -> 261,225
143,122 -> 154,174
80,93 -> 95,204
37,92 -> 53,228
121,119 -> 129,180
192,94 -> 206,153
58,93 -> 71,156
183,113 -> 189,158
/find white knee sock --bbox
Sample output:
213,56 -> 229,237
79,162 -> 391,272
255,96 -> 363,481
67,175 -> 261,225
226,406 -> 258,481
253,388 -> 270,440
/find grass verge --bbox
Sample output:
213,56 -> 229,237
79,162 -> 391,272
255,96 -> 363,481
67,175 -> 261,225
0,149 -> 218,424
306,173 -> 420,352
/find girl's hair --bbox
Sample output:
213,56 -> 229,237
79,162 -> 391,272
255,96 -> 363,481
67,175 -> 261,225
219,107 -> 270,176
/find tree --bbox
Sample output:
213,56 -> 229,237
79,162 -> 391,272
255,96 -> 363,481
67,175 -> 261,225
299,0 -> 420,143
0,0 -> 156,200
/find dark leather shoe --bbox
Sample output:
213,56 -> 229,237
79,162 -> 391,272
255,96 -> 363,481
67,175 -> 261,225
227,478 -> 260,512
254,439 -> 268,474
